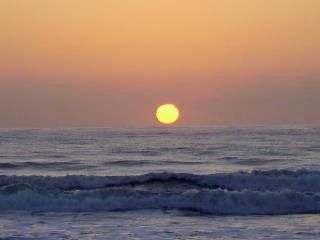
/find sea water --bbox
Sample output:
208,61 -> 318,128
0,126 -> 320,239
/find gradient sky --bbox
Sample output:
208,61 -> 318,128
1,0 -> 319,127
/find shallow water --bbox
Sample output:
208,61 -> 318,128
1,211 -> 320,240
0,126 -> 319,239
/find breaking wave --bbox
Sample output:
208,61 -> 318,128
0,170 -> 320,215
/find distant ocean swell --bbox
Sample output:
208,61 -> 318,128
1,170 -> 320,215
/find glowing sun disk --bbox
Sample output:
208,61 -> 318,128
156,104 -> 179,124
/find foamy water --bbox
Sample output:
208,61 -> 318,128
0,126 -> 320,239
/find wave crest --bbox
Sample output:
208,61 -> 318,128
0,170 -> 320,215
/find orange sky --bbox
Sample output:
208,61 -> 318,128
0,0 -> 319,127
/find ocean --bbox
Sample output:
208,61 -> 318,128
0,126 -> 320,239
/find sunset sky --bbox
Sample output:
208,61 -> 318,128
1,0 -> 319,127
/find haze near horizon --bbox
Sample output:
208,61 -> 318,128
1,0 -> 319,127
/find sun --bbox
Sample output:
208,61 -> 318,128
156,104 -> 180,125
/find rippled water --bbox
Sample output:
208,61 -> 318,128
1,211 -> 320,240
0,126 -> 320,239
1,126 -> 319,176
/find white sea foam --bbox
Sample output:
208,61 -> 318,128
0,170 -> 320,215
0,186 -> 319,214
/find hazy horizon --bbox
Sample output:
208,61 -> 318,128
1,1 -> 319,128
